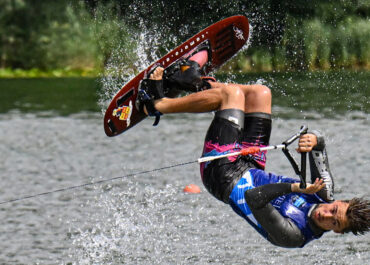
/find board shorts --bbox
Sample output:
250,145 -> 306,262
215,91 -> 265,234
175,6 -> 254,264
200,109 -> 271,203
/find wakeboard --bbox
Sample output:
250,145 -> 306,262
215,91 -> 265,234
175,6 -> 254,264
104,15 -> 249,137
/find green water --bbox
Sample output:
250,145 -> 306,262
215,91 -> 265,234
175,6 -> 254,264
0,78 -> 100,115
0,71 -> 368,117
227,71 -> 370,117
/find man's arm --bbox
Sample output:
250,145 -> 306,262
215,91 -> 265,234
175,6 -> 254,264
297,131 -> 334,202
244,180 -> 324,248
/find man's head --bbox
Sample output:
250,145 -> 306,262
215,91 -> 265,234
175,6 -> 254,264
311,198 -> 370,234
342,197 -> 370,235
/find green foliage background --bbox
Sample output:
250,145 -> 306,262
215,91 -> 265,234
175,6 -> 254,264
0,0 -> 369,76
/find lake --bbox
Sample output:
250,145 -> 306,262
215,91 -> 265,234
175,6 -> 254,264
0,71 -> 369,264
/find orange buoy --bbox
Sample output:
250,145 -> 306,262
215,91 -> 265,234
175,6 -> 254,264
183,184 -> 201,193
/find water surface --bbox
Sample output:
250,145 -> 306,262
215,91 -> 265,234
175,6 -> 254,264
0,73 -> 369,264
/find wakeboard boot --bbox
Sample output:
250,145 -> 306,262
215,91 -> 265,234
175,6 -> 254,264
164,60 -> 205,92
164,43 -> 214,93
136,68 -> 164,126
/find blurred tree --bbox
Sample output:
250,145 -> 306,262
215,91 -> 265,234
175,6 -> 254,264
0,0 -> 369,72
0,0 -> 71,68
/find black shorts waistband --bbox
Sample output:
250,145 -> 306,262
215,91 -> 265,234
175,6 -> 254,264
215,109 -> 245,129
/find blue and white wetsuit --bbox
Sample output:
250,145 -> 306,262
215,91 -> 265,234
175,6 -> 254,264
229,168 -> 329,247
200,108 -> 334,248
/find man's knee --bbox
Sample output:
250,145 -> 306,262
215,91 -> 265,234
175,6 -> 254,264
210,83 -> 244,110
244,84 -> 271,113
254,84 -> 271,99
221,84 -> 244,99
246,85 -> 271,103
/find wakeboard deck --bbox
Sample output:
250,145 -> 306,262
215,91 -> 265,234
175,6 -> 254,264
104,15 -> 249,137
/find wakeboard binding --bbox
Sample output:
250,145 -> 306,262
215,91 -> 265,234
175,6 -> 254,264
136,68 -> 164,126
137,42 -> 214,126
164,41 -> 213,93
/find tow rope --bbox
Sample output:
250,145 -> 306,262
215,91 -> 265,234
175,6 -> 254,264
0,160 -> 197,205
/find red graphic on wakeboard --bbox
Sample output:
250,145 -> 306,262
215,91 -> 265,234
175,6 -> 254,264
112,101 -> 133,126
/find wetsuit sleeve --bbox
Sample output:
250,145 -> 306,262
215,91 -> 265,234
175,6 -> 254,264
245,183 -> 306,248
309,130 -> 334,202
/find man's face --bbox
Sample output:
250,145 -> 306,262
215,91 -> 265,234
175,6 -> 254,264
311,201 -> 349,233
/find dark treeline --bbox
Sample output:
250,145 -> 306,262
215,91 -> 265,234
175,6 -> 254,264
0,0 -> 369,74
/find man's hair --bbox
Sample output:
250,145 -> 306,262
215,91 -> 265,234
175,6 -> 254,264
342,197 -> 370,235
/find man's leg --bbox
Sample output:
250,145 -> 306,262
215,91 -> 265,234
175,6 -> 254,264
237,83 -> 272,169
148,66 -> 271,114
237,83 -> 271,114
154,83 -> 246,113
196,81 -> 272,202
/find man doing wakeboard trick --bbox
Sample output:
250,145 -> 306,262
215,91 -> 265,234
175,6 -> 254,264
136,51 -> 370,248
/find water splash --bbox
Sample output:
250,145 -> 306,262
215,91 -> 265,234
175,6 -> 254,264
68,181 -> 184,264
97,13 -> 181,115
